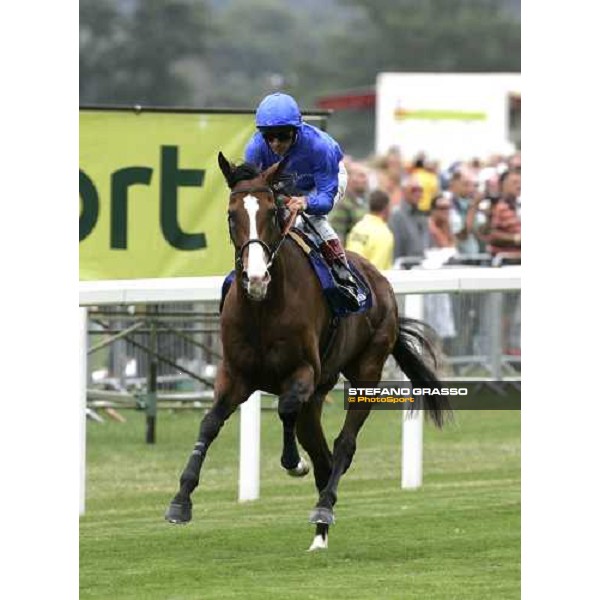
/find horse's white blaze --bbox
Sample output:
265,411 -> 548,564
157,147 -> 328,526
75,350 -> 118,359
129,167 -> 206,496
308,533 -> 328,551
243,194 -> 268,279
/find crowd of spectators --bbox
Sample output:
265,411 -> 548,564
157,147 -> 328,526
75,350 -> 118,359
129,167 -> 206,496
333,147 -> 522,270
331,146 -> 522,361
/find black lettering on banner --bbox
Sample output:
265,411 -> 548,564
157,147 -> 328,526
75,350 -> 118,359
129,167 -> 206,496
111,167 -> 153,249
160,145 -> 207,250
79,170 -> 99,241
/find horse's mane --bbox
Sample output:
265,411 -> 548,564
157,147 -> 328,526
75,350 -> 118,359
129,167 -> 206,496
225,162 -> 262,189
226,156 -> 289,191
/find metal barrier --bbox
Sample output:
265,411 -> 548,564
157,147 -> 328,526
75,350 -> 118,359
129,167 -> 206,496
79,266 -> 521,512
88,304 -> 220,393
405,289 -> 520,380
84,285 -> 520,412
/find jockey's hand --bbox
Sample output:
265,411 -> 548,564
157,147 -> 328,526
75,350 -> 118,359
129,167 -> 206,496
285,196 -> 308,212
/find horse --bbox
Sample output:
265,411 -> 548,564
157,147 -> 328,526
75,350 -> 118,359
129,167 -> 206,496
165,152 -> 450,550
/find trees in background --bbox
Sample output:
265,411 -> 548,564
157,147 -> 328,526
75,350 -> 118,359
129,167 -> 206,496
333,0 -> 520,79
314,0 -> 520,155
80,0 -> 209,105
80,0 -> 520,155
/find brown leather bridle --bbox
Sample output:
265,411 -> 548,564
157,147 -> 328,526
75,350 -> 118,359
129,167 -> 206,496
229,186 -> 298,272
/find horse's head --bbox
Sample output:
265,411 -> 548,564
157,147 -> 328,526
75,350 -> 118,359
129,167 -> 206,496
218,152 -> 287,301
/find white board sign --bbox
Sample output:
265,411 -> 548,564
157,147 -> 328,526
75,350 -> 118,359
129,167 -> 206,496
376,73 -> 520,166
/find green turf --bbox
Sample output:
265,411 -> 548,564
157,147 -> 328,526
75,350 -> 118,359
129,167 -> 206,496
81,394 -> 520,599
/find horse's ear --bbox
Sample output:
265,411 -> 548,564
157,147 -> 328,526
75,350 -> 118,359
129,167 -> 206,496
263,156 -> 288,186
218,152 -> 233,187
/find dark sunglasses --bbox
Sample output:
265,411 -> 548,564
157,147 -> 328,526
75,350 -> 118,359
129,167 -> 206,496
261,130 -> 294,143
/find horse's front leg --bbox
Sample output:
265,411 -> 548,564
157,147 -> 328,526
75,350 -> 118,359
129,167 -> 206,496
165,367 -> 251,524
278,363 -> 315,476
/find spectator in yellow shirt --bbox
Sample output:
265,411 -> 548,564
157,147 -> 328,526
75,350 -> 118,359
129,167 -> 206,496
346,190 -> 394,271
411,153 -> 439,213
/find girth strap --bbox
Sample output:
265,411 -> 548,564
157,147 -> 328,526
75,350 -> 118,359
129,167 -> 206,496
320,315 -> 340,364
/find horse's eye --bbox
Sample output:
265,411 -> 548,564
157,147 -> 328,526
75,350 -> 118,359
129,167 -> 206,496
227,212 -> 236,231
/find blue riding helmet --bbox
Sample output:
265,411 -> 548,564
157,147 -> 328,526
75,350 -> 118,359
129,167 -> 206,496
255,93 -> 302,128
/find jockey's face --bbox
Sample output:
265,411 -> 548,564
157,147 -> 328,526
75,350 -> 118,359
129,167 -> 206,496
261,127 -> 295,156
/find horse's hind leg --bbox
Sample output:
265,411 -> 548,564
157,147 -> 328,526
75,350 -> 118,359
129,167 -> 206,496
296,393 -> 333,550
165,369 -> 250,524
278,364 -> 315,476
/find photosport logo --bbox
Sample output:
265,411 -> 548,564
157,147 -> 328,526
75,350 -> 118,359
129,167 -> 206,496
344,381 -> 520,411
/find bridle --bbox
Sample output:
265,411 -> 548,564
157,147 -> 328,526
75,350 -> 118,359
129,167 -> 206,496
229,185 -> 297,273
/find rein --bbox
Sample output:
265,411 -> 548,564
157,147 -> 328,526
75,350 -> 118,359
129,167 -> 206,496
230,187 -> 298,271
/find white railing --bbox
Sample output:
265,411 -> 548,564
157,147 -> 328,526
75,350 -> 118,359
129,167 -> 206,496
79,266 -> 521,306
79,266 -> 521,513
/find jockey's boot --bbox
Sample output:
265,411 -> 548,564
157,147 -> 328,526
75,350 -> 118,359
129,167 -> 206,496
319,238 -> 363,310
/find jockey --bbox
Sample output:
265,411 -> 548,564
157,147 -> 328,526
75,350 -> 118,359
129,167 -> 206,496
245,92 -> 362,309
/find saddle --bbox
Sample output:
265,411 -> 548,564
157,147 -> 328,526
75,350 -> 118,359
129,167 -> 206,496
286,228 -> 371,317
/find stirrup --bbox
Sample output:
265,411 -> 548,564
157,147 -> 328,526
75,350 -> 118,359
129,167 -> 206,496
337,284 -> 362,310
332,262 -> 357,287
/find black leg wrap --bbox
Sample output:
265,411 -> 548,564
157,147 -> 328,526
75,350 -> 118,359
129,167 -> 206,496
165,499 -> 192,524
165,404 -> 230,526
199,410 -> 226,442
178,446 -> 206,496
309,506 -> 335,525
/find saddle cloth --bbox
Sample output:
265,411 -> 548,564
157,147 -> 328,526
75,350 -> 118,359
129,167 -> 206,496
219,228 -> 372,317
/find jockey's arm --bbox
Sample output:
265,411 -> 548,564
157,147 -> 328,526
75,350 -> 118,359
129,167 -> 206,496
304,144 -> 340,216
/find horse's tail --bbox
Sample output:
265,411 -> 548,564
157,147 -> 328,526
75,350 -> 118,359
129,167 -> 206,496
392,317 -> 451,428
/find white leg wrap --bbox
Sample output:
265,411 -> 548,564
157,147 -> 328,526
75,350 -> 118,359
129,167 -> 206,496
308,532 -> 328,551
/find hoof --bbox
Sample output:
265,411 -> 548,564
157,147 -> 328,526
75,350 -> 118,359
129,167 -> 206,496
286,457 -> 310,478
165,501 -> 192,524
309,506 -> 335,525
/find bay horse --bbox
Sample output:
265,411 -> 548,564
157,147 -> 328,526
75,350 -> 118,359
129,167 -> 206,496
165,153 -> 449,550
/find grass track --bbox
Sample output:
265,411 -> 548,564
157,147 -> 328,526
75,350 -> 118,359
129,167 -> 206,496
81,394 -> 520,599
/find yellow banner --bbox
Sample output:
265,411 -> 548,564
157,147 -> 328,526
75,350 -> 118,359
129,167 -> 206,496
79,109 -> 256,280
